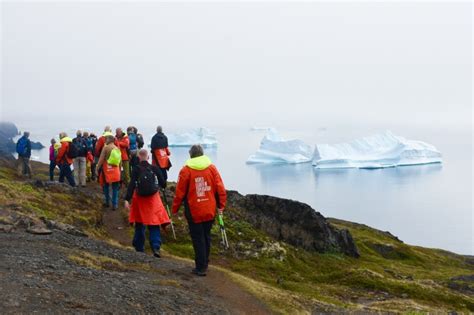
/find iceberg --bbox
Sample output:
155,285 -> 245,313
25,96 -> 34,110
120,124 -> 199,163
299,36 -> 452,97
312,131 -> 442,169
168,127 -> 218,147
247,129 -> 313,164
250,126 -> 272,131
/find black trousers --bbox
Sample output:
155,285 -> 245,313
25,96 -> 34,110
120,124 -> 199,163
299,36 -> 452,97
59,163 -> 76,187
159,167 -> 168,182
188,219 -> 213,272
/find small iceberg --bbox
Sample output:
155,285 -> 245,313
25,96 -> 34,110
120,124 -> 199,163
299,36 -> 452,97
250,126 -> 272,131
312,131 -> 442,169
168,127 -> 218,147
247,129 -> 313,164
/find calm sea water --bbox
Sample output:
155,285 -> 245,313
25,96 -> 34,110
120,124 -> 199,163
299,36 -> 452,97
14,121 -> 473,255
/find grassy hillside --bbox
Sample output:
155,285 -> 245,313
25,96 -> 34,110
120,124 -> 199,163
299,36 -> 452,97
1,158 -> 472,313
163,202 -> 473,313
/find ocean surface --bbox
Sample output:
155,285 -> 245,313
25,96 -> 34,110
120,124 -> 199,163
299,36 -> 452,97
13,121 -> 473,255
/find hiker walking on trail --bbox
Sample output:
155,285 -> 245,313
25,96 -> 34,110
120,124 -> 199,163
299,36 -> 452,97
94,126 -> 114,182
124,149 -> 169,258
83,131 -> 94,182
97,133 -> 121,210
127,126 -> 144,174
115,128 -> 130,186
172,144 -> 227,276
56,132 -> 76,187
151,126 -> 171,182
72,130 -> 88,187
88,132 -> 98,180
94,126 -> 112,158
16,131 -> 32,178
49,138 -> 60,181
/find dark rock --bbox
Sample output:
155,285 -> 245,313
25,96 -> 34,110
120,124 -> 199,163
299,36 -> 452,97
0,121 -> 19,138
369,243 -> 408,260
226,191 -> 359,257
30,141 -> 45,150
0,224 -> 14,233
464,255 -> 474,265
42,218 -> 87,237
451,275 -> 474,282
26,226 -> 53,235
34,180 -> 45,188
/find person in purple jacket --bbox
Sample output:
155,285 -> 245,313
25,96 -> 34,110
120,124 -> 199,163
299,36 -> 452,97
49,138 -> 60,181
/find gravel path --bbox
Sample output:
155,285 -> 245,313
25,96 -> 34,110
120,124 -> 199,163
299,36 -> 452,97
0,228 -> 270,314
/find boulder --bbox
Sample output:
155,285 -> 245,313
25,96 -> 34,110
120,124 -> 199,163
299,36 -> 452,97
227,191 -> 360,257
0,121 -> 19,138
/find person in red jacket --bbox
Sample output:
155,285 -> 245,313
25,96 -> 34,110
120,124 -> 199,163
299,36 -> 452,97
172,144 -> 226,276
151,126 -> 172,182
124,149 -> 170,257
116,127 -> 130,185
94,126 -> 112,158
56,132 -> 76,187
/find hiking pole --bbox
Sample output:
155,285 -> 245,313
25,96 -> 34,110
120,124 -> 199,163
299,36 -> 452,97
217,213 -> 229,249
161,189 -> 177,240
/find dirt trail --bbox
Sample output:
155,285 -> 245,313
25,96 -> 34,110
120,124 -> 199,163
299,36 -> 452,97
103,206 -> 271,315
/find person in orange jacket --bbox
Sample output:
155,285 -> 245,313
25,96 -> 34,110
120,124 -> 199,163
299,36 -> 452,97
124,149 -> 170,257
94,126 -> 112,158
97,133 -> 121,210
116,128 -> 130,186
151,126 -> 172,182
172,144 -> 227,276
56,132 -> 76,187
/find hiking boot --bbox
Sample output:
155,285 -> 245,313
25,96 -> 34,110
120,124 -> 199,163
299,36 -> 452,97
112,205 -> 118,211
191,269 -> 207,277
102,203 -> 110,208
152,249 -> 161,258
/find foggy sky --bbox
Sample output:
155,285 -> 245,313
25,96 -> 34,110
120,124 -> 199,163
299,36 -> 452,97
1,1 -> 472,128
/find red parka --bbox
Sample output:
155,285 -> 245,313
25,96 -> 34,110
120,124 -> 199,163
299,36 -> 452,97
94,136 -> 105,158
125,161 -> 170,226
116,134 -> 130,161
56,137 -> 73,165
153,148 -> 171,169
172,155 -> 226,224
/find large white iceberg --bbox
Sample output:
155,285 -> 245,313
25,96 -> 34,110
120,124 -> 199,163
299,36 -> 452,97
312,131 -> 442,169
247,129 -> 313,164
168,127 -> 218,147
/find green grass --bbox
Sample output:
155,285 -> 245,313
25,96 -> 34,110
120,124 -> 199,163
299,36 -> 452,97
1,159 -> 472,313
161,211 -> 474,312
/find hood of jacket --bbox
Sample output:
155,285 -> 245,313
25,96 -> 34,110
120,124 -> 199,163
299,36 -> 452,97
60,137 -> 73,143
186,155 -> 212,170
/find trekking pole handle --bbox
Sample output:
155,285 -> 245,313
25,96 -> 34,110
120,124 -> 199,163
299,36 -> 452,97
217,213 -> 224,227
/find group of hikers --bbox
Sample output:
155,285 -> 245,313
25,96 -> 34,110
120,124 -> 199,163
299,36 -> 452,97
16,126 -> 227,276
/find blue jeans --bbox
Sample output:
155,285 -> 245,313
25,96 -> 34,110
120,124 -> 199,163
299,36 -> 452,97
49,161 -> 56,181
59,163 -> 76,187
133,223 -> 161,252
103,182 -> 120,207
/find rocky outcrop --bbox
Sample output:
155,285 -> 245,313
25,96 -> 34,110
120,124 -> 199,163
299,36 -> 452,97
226,191 -> 360,257
0,121 -> 19,138
0,121 -> 44,156
0,122 -> 17,158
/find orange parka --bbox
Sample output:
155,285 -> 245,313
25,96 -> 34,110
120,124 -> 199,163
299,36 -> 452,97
56,137 -> 73,165
172,155 -> 226,224
153,148 -> 171,169
116,133 -> 130,161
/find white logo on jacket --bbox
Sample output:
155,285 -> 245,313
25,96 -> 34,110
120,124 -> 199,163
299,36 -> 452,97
195,177 -> 210,201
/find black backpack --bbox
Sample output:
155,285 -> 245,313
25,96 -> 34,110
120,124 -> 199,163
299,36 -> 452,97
76,138 -> 88,157
136,165 -> 159,196
67,141 -> 80,159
